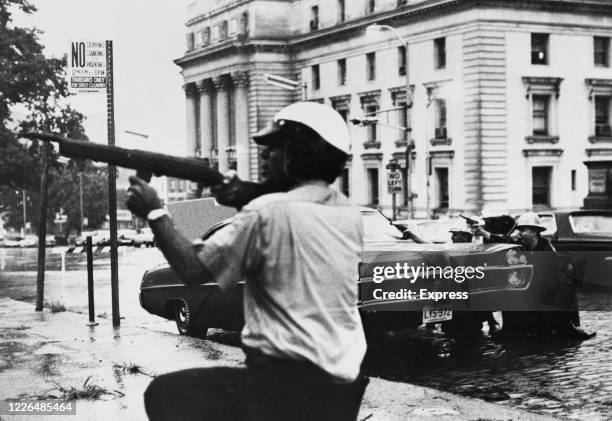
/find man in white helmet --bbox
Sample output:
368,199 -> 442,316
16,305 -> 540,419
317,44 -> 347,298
127,102 -> 368,420
498,213 -> 594,340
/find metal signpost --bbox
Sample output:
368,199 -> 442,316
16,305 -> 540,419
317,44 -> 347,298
68,40 -> 120,327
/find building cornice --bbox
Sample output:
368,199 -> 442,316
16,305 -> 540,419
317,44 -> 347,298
288,0 -> 612,49
175,38 -> 289,67
176,0 -> 612,67
186,0 -> 252,27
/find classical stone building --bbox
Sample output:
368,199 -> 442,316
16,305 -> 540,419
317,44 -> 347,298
175,0 -> 612,217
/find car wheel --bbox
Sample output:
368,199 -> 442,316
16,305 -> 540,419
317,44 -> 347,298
174,301 -> 208,338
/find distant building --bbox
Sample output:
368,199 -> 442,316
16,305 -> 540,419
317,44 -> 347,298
176,0 -> 612,216
152,176 -> 191,204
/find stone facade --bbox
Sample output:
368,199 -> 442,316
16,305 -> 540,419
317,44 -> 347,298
176,0 -> 612,216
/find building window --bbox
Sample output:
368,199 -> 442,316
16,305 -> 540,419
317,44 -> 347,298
220,21 -> 228,39
212,25 -> 220,41
229,18 -> 239,35
531,33 -> 549,65
390,89 -> 408,142
434,37 -> 446,69
398,46 -> 407,76
532,95 -> 550,136
240,12 -> 249,35
367,168 -> 379,205
201,27 -> 210,45
310,6 -> 319,31
340,168 -> 350,196
434,99 -> 447,139
532,166 -> 552,207
435,167 -> 449,209
595,96 -> 612,137
338,59 -> 346,86
186,32 -> 194,50
331,95 -> 351,122
366,52 -> 376,81
338,0 -> 346,22
312,65 -> 320,90
594,37 -> 610,67
367,0 -> 375,14
571,169 -> 576,191
365,104 -> 378,141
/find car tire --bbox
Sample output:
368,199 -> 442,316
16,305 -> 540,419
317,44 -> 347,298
174,301 -> 208,338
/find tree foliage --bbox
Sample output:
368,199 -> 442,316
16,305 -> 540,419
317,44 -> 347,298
0,0 -> 108,235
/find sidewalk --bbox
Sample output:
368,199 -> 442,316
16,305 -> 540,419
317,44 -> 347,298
0,297 -> 557,421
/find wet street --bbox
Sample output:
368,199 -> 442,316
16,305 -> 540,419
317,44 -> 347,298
1,247 -> 612,419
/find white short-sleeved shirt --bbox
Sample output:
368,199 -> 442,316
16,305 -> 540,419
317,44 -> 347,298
197,181 -> 366,382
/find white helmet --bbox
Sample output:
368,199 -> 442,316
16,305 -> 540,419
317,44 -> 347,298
515,212 -> 547,232
253,102 -> 351,154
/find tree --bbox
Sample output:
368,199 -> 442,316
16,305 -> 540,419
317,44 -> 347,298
0,0 -> 103,235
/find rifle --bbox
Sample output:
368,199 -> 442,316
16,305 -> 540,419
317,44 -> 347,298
23,131 -> 224,185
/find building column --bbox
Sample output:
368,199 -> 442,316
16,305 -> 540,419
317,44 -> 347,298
184,83 -> 198,157
197,79 -> 214,161
232,71 -> 250,180
214,75 -> 231,174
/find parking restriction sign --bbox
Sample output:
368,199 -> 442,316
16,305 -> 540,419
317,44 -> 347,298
67,41 -> 107,93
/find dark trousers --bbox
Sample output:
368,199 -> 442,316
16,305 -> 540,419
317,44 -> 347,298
144,354 -> 369,421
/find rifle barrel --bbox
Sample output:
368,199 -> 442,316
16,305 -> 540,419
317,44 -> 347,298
23,132 -> 224,186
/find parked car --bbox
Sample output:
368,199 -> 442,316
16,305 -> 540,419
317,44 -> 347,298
392,218 -> 461,243
140,209 -> 533,338
74,231 -> 97,246
3,233 -> 23,248
536,210 -> 612,288
133,228 -> 155,247
45,235 -> 56,247
19,235 -> 38,248
79,230 -> 111,246
118,229 -> 138,246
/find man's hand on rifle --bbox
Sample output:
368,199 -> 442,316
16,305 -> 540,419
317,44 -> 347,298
126,175 -> 164,219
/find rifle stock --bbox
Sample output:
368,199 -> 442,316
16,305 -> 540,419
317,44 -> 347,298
23,132 -> 224,186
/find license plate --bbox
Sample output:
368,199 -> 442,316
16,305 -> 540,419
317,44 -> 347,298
422,304 -> 453,323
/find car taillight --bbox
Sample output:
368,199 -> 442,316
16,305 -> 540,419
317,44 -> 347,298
506,248 -> 528,265
505,249 -> 529,287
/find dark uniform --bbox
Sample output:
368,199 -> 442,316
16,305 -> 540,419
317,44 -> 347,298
500,236 -> 586,338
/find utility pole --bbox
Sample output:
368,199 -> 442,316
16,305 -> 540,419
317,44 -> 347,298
35,142 -> 50,312
367,24 -> 414,218
22,190 -> 27,235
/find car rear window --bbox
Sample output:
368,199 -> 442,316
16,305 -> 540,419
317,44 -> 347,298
417,221 -> 456,243
362,211 -> 403,242
569,214 -> 612,234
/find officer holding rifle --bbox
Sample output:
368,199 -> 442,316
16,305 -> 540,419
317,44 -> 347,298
126,102 -> 368,421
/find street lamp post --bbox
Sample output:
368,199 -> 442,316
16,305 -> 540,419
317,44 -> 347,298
22,189 -> 27,235
366,24 -> 414,219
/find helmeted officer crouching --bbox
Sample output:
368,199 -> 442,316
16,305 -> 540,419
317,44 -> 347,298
127,102 -> 369,421
482,213 -> 595,340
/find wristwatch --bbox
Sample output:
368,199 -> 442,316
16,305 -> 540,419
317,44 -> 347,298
147,208 -> 170,222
